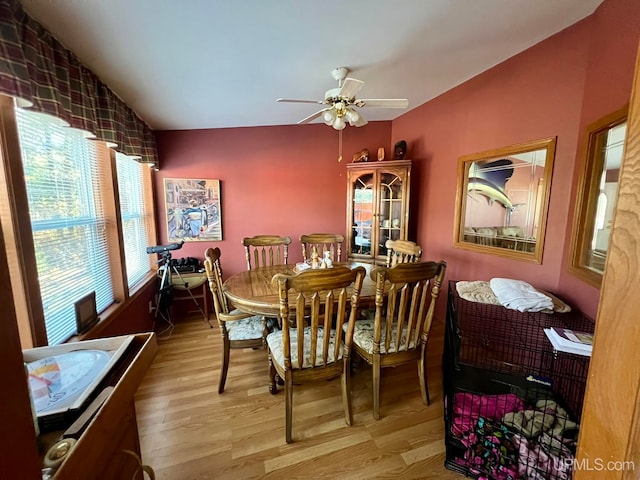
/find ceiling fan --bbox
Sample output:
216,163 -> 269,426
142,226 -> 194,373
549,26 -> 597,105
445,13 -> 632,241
276,67 -> 409,130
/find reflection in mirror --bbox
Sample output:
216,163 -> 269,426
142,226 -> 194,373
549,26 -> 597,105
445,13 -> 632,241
570,107 -> 627,287
454,137 -> 556,263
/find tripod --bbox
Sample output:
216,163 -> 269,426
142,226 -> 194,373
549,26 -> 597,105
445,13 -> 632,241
154,251 -> 212,336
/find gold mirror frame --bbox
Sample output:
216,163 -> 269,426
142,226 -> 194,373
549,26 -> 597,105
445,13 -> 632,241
453,137 -> 557,263
569,106 -> 627,288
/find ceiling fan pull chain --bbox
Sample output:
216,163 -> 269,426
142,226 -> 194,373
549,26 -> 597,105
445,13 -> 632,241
338,129 -> 343,162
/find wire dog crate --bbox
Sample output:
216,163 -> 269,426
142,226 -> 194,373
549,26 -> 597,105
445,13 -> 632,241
443,280 -> 595,480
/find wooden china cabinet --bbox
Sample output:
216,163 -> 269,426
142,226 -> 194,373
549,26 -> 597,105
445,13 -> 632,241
346,160 -> 412,264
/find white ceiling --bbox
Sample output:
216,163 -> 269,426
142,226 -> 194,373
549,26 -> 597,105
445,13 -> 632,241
22,0 -> 603,131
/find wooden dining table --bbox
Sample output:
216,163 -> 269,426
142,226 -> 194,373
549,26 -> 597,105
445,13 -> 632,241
223,261 -> 377,316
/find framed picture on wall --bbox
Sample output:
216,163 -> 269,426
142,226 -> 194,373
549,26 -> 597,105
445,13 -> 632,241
164,178 -> 222,242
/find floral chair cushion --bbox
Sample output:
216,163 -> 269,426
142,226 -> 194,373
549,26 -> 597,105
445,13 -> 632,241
267,326 -> 341,369
225,309 -> 266,341
350,319 -> 417,354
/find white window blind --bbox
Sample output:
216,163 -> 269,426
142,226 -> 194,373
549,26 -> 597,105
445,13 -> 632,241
15,108 -> 114,345
116,152 -> 151,287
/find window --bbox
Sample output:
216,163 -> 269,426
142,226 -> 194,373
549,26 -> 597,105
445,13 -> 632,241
9,104 -> 156,346
569,107 -> 627,287
116,152 -> 152,288
15,109 -> 115,344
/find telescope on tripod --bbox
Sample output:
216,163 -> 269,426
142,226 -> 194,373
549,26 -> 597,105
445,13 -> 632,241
146,241 -> 184,255
147,240 -> 209,335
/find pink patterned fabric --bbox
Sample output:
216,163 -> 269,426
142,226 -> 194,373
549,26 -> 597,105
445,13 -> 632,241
452,392 -> 525,436
512,434 -> 573,480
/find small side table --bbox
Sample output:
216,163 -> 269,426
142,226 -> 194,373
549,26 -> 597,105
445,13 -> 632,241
170,271 -> 211,325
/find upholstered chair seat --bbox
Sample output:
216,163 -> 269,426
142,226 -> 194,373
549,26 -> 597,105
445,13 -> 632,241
226,312 -> 270,341
351,320 -> 416,354
267,327 -> 341,369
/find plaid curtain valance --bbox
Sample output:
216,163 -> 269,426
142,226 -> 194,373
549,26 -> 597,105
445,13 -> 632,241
0,0 -> 158,166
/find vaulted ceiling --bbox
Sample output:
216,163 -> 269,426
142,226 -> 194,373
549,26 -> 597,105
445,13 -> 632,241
22,0 -> 603,131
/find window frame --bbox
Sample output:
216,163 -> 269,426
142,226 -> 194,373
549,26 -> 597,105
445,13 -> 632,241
0,94 -> 157,347
568,105 -> 628,288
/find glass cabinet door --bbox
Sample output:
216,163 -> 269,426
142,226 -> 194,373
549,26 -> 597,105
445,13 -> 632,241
346,160 -> 411,262
351,173 -> 374,256
378,172 -> 405,257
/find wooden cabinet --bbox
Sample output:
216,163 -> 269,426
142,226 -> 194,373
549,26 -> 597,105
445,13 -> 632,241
36,333 -> 157,479
346,160 -> 411,263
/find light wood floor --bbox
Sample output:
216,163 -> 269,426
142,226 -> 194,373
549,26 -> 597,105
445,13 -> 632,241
135,314 -> 463,479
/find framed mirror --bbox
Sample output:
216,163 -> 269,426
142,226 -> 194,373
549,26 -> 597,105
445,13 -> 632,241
569,106 -> 627,287
453,137 -> 556,263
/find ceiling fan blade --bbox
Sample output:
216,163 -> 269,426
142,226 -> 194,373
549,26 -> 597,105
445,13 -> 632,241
298,108 -> 329,125
356,98 -> 409,109
277,98 -> 325,104
338,78 -> 364,99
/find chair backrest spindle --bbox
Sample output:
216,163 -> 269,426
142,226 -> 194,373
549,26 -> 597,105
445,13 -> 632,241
243,235 -> 292,270
385,239 -> 423,267
301,233 -> 345,262
204,247 -> 230,318
372,261 -> 446,353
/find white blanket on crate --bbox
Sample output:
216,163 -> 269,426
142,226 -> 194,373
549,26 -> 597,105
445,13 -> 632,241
489,278 -> 554,312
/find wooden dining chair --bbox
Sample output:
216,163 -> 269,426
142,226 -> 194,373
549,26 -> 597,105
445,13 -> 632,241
351,260 -> 446,419
242,235 -> 292,270
204,247 -> 271,394
385,239 -> 423,267
300,233 -> 344,262
267,265 -> 366,443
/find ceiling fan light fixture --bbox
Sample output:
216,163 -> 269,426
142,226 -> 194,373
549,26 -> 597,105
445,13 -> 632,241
333,116 -> 346,130
323,109 -> 336,125
345,108 -> 359,124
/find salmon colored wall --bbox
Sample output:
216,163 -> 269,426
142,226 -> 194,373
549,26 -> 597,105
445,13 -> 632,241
153,0 -> 639,320
392,0 -> 640,319
154,123 -> 391,277
558,0 -> 640,314
392,18 -> 591,308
